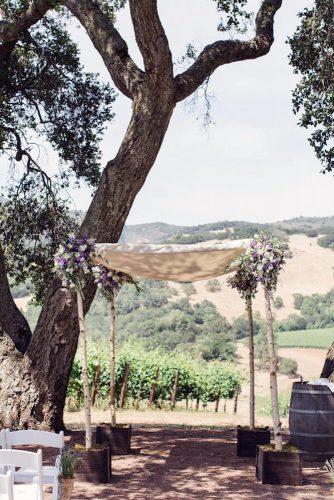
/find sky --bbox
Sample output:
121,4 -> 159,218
5,0 -> 334,226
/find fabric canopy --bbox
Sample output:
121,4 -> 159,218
93,241 -> 245,282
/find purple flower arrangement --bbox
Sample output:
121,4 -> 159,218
228,233 -> 285,296
93,265 -> 139,301
54,234 -> 96,291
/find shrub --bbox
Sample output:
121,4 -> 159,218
318,233 -> 334,249
232,313 -> 264,340
293,293 -> 304,310
259,393 -> 290,418
306,229 -> 318,238
273,296 -> 284,309
181,282 -> 196,297
278,357 -> 298,376
276,314 -> 307,332
205,279 -> 221,293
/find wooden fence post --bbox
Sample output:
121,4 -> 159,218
233,388 -> 240,414
148,368 -> 159,407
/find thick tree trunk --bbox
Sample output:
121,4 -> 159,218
0,243 -> 31,353
0,88 -> 175,431
264,288 -> 282,450
246,297 -> 255,430
109,294 -> 117,427
77,291 -> 92,449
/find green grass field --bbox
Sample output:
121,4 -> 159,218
276,327 -> 334,349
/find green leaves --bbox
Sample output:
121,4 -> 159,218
288,0 -> 334,172
67,344 -> 243,408
214,0 -> 253,34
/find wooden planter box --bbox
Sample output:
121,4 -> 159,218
237,426 -> 270,457
75,445 -> 111,483
96,424 -> 132,455
256,445 -> 302,485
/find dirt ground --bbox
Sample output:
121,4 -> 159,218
65,427 -> 332,499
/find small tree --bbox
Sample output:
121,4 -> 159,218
228,252 -> 258,430
54,235 -> 96,449
247,233 -> 285,450
93,266 -> 139,427
181,282 -> 196,298
206,279 -> 222,293
273,296 -> 284,310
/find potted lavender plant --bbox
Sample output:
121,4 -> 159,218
228,249 -> 270,457
93,266 -> 139,455
54,236 -> 111,483
58,449 -> 82,500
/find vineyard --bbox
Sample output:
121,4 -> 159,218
68,345 -> 243,411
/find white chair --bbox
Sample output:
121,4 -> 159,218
0,431 -> 6,475
0,470 -> 13,500
5,430 -> 64,500
0,450 -> 43,499
0,431 -> 6,450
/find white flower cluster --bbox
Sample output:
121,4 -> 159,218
54,235 -> 96,291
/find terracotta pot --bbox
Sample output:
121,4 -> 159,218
96,424 -> 132,455
256,445 -> 302,485
75,445 -> 111,483
58,478 -> 74,500
236,426 -> 270,457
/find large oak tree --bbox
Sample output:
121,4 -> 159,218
0,0 -> 284,430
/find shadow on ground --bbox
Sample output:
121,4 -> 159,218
65,427 -> 332,499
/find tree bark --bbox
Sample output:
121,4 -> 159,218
264,288 -> 282,450
109,294 -> 117,427
0,243 -> 31,353
246,297 -> 255,430
77,291 -> 92,449
90,362 -> 100,406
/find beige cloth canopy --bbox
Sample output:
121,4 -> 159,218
93,242 -> 245,282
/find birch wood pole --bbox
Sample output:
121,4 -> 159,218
264,287 -> 282,450
246,297 -> 255,430
77,290 -> 92,449
109,292 -> 117,427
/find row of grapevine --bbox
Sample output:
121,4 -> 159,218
67,344 -> 243,410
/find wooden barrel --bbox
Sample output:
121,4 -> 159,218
289,381 -> 334,462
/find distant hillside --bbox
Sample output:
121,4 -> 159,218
184,234 -> 334,322
120,216 -> 334,244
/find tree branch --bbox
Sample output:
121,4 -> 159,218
174,0 -> 283,102
129,0 -> 173,84
0,243 -> 32,354
0,0 -> 56,42
63,0 -> 144,99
